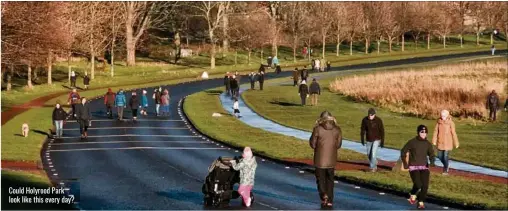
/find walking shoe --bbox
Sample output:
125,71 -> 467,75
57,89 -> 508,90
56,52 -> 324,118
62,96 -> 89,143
442,172 -> 449,176
245,197 -> 252,207
408,195 -> 416,204
370,168 -> 377,173
417,202 -> 425,209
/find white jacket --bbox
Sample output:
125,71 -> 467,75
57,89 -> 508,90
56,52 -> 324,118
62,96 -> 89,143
233,101 -> 239,110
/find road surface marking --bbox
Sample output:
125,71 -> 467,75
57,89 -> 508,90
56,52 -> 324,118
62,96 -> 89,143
48,147 -> 227,152
299,171 -> 304,173
50,140 -> 210,145
334,181 -> 338,184
285,166 -> 290,169
60,134 -> 199,139
354,186 -> 360,189
379,192 -> 385,195
63,127 -> 188,131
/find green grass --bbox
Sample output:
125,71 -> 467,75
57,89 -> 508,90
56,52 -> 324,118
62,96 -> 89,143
339,170 -> 508,209
242,58 -> 508,171
184,87 -> 508,210
183,89 -> 365,161
1,170 -> 72,209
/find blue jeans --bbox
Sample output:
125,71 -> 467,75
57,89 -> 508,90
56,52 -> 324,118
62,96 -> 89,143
436,150 -> 449,172
366,140 -> 380,170
54,120 -> 63,137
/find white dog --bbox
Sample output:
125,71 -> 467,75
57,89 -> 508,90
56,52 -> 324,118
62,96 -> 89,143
22,123 -> 29,137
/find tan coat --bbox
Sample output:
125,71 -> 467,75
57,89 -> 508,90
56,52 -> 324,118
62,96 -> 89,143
432,117 -> 459,151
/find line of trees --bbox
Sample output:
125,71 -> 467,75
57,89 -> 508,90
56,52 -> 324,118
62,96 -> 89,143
2,2 -> 507,90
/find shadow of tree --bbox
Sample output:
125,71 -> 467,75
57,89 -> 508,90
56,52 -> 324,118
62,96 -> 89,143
269,101 -> 301,107
205,90 -> 223,96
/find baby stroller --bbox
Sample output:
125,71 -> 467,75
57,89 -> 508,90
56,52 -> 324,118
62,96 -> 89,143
202,156 -> 254,208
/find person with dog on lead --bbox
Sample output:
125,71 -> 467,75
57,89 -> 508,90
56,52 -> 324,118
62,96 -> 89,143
431,109 -> 459,175
129,91 -> 140,121
52,102 -> 67,138
309,111 -> 342,208
115,89 -> 127,120
360,108 -> 385,172
67,88 -> 80,118
401,125 -> 435,210
230,147 -> 257,207
75,97 -> 92,139
104,88 -> 116,119
141,90 -> 148,116
233,98 -> 241,118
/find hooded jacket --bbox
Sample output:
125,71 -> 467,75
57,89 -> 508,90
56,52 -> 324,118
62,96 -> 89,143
432,116 -> 459,151
115,91 -> 126,107
232,157 -> 257,186
309,117 -> 343,168
141,93 -> 148,107
104,88 -> 116,105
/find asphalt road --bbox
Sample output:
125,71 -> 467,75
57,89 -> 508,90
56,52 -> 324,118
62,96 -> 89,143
42,50 -> 506,210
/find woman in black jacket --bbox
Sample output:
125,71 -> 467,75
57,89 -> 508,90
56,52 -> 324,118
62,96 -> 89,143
129,92 -> 140,120
52,103 -> 67,138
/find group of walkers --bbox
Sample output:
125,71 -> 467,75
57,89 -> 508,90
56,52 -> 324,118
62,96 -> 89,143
310,59 -> 331,72
70,71 -> 91,90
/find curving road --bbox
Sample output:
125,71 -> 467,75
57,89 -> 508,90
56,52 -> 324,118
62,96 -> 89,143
42,50 -> 506,210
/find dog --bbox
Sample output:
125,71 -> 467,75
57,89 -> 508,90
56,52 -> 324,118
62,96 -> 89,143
22,123 -> 29,137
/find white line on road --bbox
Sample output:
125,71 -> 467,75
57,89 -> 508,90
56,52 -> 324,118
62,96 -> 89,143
60,134 -> 199,139
63,127 -> 188,130
48,147 -> 228,152
51,140 -> 211,145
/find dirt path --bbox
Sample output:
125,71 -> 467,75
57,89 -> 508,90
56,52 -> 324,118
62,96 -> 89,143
286,158 -> 507,184
1,160 -> 46,175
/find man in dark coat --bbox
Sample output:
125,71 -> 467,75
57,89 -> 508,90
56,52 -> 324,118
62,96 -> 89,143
309,78 -> 321,106
249,72 -> 257,90
309,111 -> 342,208
104,88 -> 116,119
75,97 -> 92,139
360,108 -> 385,172
258,71 -> 265,91
486,90 -> 500,121
301,66 -> 309,81
230,75 -> 239,98
258,64 -> 265,73
298,80 -> 309,106
224,73 -> 231,95
292,68 -> 299,87
83,73 -> 90,90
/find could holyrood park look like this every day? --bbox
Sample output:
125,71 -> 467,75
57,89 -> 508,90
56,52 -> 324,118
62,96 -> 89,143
0,1 -> 507,210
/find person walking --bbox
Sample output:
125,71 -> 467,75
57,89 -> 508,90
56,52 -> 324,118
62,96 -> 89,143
161,89 -> 170,117
75,97 -> 92,139
275,65 -> 281,74
67,88 -> 80,118
129,91 -> 140,121
141,90 -> 148,116
315,59 -> 321,72
292,68 -> 299,87
326,61 -> 331,71
491,45 -> 496,55
258,64 -> 265,74
233,98 -> 241,118
83,72 -> 90,90
301,66 -> 309,81
115,89 -> 127,120
230,147 -> 257,207
224,72 -> 231,95
311,59 -> 316,71
298,80 -> 309,106
249,72 -> 257,90
486,90 -> 500,121
52,102 -> 67,138
309,111 -> 342,208
258,71 -> 265,91
401,125 -> 435,210
360,108 -> 385,172
431,109 -> 459,175
70,71 -> 77,88
104,88 -> 115,119
309,78 -> 321,106
153,87 -> 162,116
230,75 -> 239,98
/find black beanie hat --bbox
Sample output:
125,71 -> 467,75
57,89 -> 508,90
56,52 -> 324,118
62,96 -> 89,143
417,125 -> 427,134
368,108 -> 376,115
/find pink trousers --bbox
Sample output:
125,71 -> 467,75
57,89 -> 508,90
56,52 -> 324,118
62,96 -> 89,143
238,185 -> 253,206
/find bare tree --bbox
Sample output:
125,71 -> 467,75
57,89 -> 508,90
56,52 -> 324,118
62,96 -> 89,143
433,2 -> 459,49
343,3 -> 362,55
394,2 -> 411,51
262,2 -> 282,57
313,2 -> 335,59
449,2 -> 470,48
333,2 -> 348,56
282,2 -> 310,62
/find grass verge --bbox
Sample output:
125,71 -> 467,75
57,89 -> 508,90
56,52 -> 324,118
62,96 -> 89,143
183,88 -> 508,210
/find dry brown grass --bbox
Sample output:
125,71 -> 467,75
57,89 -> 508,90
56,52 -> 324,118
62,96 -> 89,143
330,61 -> 507,120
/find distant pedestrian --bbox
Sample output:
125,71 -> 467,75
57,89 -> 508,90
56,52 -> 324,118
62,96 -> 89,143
75,97 -> 92,139
224,72 -> 231,95
275,65 -> 281,74
201,71 -> 209,79
401,125 -> 435,210
258,64 -> 265,74
129,91 -> 140,120
272,56 -> 279,67
267,56 -> 273,68
230,75 -> 239,98
309,111 -> 342,208
311,59 -> 316,71
301,66 -> 309,81
115,89 -> 127,120
104,88 -> 116,119
153,87 -> 162,116
83,72 -> 90,90
315,59 -> 321,72
67,88 -> 80,118
161,89 -> 170,117
292,68 -> 299,87
141,90 -> 148,116
233,98 -> 241,118
326,61 -> 331,71
52,102 -> 67,138
431,109 -> 459,175
504,98 -> 508,111
360,108 -> 385,172
229,147 -> 257,207
298,80 -> 309,106
249,72 -> 257,90
486,90 -> 500,121
258,71 -> 265,91
70,71 -> 77,88
309,78 -> 321,106
491,45 -> 496,55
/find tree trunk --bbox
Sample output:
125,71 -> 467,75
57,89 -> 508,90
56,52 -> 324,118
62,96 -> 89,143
248,49 -> 251,65
293,35 -> 298,63
222,12 -> 229,53
336,34 -> 340,57
350,40 -> 353,55
401,34 -> 405,51
460,34 -> 463,48
308,37 -> 311,62
476,32 -> 480,46
377,39 -> 380,54
322,32 -> 326,59
260,49 -> 263,64
27,65 -> 33,89
427,33 -> 431,49
210,34 -> 216,69
125,4 -> 136,66
234,49 -> 237,66
272,33 -> 278,57
67,53 -> 71,84
415,39 -> 418,50
47,51 -> 52,85
90,48 -> 96,79
388,36 -> 393,52
293,45 -> 297,63
490,33 -> 494,45
7,64 -> 13,91
111,37 -> 115,77
365,38 -> 369,54
443,35 -> 446,49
